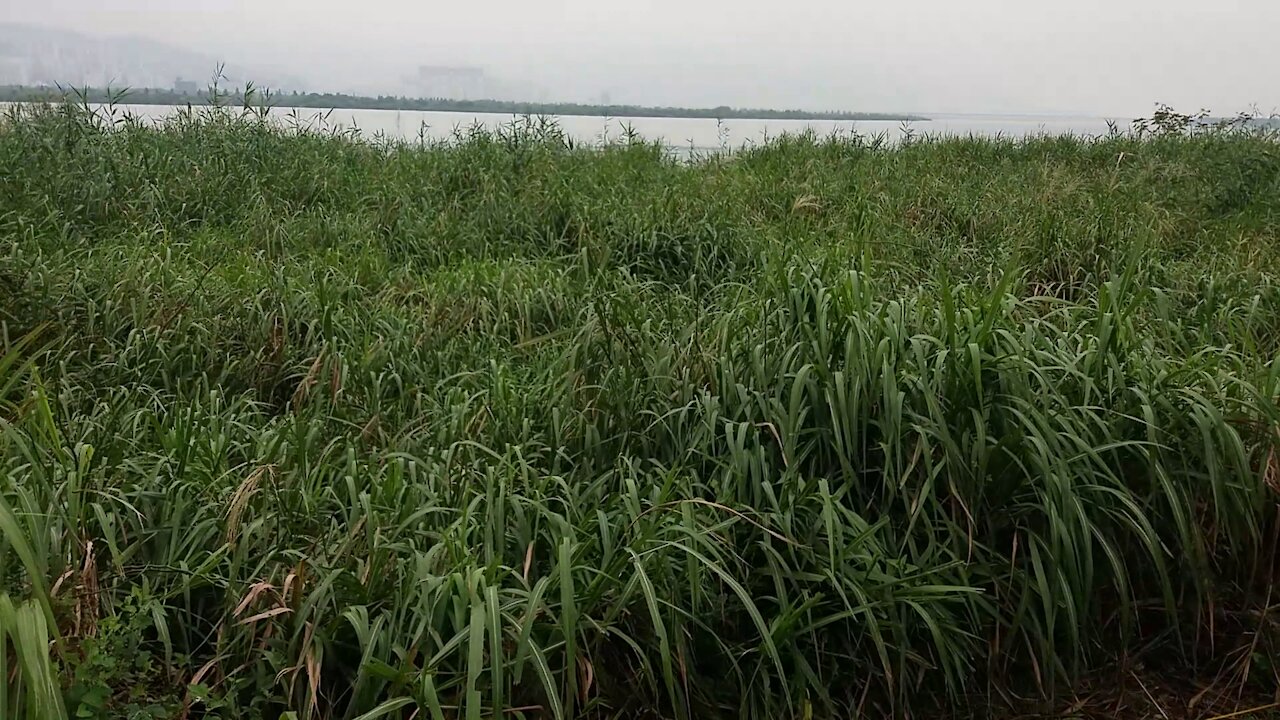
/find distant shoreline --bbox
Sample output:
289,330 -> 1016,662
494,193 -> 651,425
0,84 -> 928,122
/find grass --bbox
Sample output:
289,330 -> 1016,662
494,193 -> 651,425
0,100 -> 1279,719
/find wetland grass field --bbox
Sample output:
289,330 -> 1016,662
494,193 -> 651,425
1,102 -> 1279,719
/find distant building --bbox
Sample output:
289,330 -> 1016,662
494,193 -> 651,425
0,55 -> 30,84
412,66 -> 486,100
173,77 -> 199,94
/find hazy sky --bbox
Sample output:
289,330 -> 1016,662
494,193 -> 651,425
6,0 -> 1277,115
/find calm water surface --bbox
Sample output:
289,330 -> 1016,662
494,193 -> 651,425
106,104 -> 1124,150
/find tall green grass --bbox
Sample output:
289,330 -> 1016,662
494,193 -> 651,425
1,101 -> 1278,718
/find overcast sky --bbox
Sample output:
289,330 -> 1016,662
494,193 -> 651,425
6,0 -> 1277,116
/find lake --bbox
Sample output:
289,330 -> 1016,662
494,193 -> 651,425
104,103 -> 1124,150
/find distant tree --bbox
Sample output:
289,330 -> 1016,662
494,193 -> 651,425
0,84 -> 927,122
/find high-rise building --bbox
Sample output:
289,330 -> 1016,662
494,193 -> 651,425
412,66 -> 487,100
0,55 -> 32,84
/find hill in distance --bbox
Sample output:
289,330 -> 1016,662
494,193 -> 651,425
0,23 -> 301,91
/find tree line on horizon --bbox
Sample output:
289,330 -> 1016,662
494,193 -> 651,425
0,83 -> 925,121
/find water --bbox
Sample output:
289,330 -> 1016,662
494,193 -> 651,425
107,103 -> 1124,150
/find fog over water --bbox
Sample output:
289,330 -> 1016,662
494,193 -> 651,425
4,0 -> 1277,117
